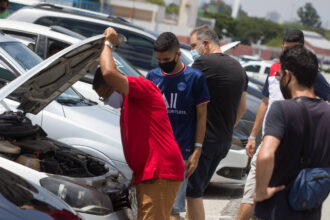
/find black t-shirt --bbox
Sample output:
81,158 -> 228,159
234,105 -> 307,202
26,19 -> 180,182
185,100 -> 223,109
255,97 -> 330,220
192,53 -> 247,143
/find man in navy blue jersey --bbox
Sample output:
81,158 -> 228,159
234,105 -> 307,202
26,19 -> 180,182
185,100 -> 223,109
147,32 -> 210,220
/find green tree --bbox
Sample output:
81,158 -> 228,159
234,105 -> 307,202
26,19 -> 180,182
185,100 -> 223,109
203,12 -> 236,39
235,17 -> 282,45
166,3 -> 179,14
297,3 -> 321,27
146,0 -> 165,7
202,1 -> 247,17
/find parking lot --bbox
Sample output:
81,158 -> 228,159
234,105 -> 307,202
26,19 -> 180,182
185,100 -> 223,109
0,1 -> 329,219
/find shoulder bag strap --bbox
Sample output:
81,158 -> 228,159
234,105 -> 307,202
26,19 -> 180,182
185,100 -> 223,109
295,98 -> 310,169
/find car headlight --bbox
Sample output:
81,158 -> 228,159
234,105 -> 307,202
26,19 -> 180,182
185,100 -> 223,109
40,176 -> 113,215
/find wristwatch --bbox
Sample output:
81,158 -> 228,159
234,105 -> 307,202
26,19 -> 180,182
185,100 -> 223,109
248,136 -> 256,140
104,40 -> 113,49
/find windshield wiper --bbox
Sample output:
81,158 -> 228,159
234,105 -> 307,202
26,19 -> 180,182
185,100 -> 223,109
57,98 -> 83,105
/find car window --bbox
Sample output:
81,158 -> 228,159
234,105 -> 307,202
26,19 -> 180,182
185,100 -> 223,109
0,61 -> 18,88
113,52 -> 141,77
47,38 -> 70,58
244,65 -> 261,73
0,42 -> 42,71
0,66 -> 16,82
35,17 -> 106,38
264,67 -> 270,74
82,52 -> 141,84
2,30 -> 37,51
57,87 -> 82,101
115,29 -> 157,71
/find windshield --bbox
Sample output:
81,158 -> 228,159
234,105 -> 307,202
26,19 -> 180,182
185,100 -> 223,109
58,87 -> 82,101
113,52 -> 140,77
0,42 -> 42,71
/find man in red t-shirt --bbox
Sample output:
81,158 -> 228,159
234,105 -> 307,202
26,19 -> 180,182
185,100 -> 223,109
93,27 -> 185,220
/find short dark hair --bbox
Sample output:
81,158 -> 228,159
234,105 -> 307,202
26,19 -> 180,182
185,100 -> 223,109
154,32 -> 179,52
0,0 -> 9,4
92,68 -> 106,90
283,28 -> 304,45
280,45 -> 318,88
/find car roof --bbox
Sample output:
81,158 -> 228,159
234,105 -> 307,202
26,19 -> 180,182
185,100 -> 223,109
0,20 -> 80,44
9,0 -> 41,5
242,60 -> 274,66
8,7 -> 158,40
17,3 -> 146,31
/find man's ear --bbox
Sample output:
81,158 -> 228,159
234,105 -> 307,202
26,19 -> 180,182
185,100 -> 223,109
177,50 -> 182,58
203,40 -> 209,47
284,69 -> 292,83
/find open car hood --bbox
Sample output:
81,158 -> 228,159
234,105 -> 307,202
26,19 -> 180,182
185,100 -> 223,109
0,35 -> 104,114
221,41 -> 240,53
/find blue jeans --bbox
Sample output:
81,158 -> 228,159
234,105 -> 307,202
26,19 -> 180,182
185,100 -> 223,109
171,176 -> 188,214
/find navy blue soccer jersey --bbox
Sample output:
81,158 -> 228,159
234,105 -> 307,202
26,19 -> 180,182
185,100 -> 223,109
147,65 -> 210,159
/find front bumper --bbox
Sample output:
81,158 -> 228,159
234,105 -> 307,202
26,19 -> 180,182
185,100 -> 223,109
210,148 -> 249,184
79,208 -> 133,220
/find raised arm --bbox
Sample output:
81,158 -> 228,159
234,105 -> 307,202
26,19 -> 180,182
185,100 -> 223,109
100,27 -> 129,95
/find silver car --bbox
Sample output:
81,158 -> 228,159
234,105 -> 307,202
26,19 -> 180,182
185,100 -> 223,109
0,33 -> 134,219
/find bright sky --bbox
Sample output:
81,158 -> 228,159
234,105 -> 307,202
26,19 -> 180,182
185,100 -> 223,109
165,0 -> 330,28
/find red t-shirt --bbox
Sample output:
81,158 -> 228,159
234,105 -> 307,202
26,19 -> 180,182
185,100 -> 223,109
120,76 -> 185,185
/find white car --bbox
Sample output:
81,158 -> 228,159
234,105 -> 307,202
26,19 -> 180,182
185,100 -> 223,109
242,60 -> 274,82
7,3 -> 193,74
239,55 -> 262,64
0,19 -> 140,104
0,21 -> 143,178
0,33 -> 134,219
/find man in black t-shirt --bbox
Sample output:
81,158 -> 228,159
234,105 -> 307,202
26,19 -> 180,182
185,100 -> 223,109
186,26 -> 247,220
254,45 -> 330,219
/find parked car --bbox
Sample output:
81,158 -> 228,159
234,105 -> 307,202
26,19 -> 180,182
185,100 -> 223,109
0,20 -> 81,59
242,60 -> 274,82
239,55 -> 262,64
0,19 -> 140,103
0,24 -> 141,179
7,3 -> 193,74
0,33 -> 134,219
0,166 -> 82,220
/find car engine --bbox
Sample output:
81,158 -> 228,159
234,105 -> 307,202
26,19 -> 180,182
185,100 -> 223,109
0,111 -> 132,212
0,111 -> 108,177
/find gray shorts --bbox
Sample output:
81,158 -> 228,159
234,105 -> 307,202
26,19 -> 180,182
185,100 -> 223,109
241,144 -> 261,204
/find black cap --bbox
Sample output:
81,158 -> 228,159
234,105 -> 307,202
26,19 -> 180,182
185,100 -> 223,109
283,29 -> 304,44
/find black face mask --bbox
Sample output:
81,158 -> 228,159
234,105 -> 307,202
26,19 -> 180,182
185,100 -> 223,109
280,72 -> 292,99
159,56 -> 177,73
